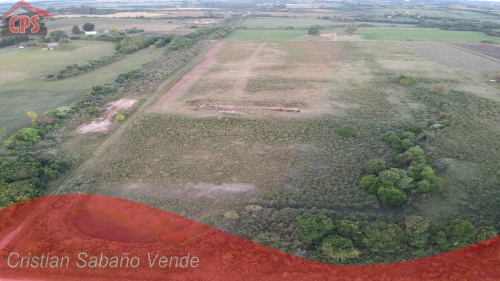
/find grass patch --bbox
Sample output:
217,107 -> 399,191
356,28 -> 500,43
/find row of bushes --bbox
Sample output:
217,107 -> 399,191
296,214 -> 495,263
43,54 -> 123,80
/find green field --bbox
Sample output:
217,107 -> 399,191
45,17 -> 183,33
242,17 -> 334,29
0,41 -> 165,134
371,8 -> 499,20
356,28 -> 500,42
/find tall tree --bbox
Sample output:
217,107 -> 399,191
82,23 -> 95,32
308,25 -> 320,36
344,23 -> 358,36
71,25 -> 81,35
296,214 -> 333,244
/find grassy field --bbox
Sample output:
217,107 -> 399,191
356,28 -> 500,42
0,41 -> 165,134
46,17 -> 185,34
242,17 -> 334,29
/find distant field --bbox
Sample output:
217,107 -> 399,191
58,11 -> 206,18
371,8 -> 499,20
0,42 -> 165,134
356,28 -> 500,43
46,17 -> 184,34
242,17 -> 334,29
402,42 -> 500,71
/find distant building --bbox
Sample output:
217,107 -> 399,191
319,33 -> 337,39
85,31 -> 97,35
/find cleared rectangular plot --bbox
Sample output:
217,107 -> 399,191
402,42 -> 500,71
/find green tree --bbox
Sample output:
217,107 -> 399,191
431,220 -> 478,251
4,128 -> 40,148
403,216 -> 430,248
49,30 -> 68,41
380,131 -> 402,150
378,168 -> 413,190
320,235 -> 360,260
72,25 -> 81,35
475,226 -> 497,243
296,214 -> 334,244
400,131 -> 416,140
154,39 -> 166,48
408,125 -> 423,135
83,23 -> 95,32
308,25 -> 320,36
377,187 -> 407,207
338,125 -> 357,138
363,221 -> 404,253
343,23 -> 358,36
360,174 -> 380,194
115,114 -> 125,121
364,159 -> 386,175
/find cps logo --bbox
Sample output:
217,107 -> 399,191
1,0 -> 54,36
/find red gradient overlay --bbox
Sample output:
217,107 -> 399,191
0,195 -> 498,280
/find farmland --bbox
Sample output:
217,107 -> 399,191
452,43 -> 500,60
1,0 -> 500,270
155,40 -> 344,116
58,32 -> 500,263
402,42 -> 500,71
46,17 -> 188,35
356,28 -> 500,42
0,41 -> 165,134
371,8 -> 500,20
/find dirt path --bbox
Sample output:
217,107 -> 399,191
154,41 -> 224,110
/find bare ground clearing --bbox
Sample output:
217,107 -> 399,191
155,40 -> 345,116
402,42 -> 500,71
78,98 -> 137,133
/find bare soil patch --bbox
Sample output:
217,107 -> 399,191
155,40 -> 345,116
78,98 -> 137,133
452,43 -> 500,60
402,42 -> 500,71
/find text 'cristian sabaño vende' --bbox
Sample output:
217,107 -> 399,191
6,252 -> 200,269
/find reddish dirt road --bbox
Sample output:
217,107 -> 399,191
154,41 -> 224,111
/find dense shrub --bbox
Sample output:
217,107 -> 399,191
338,125 -> 357,138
